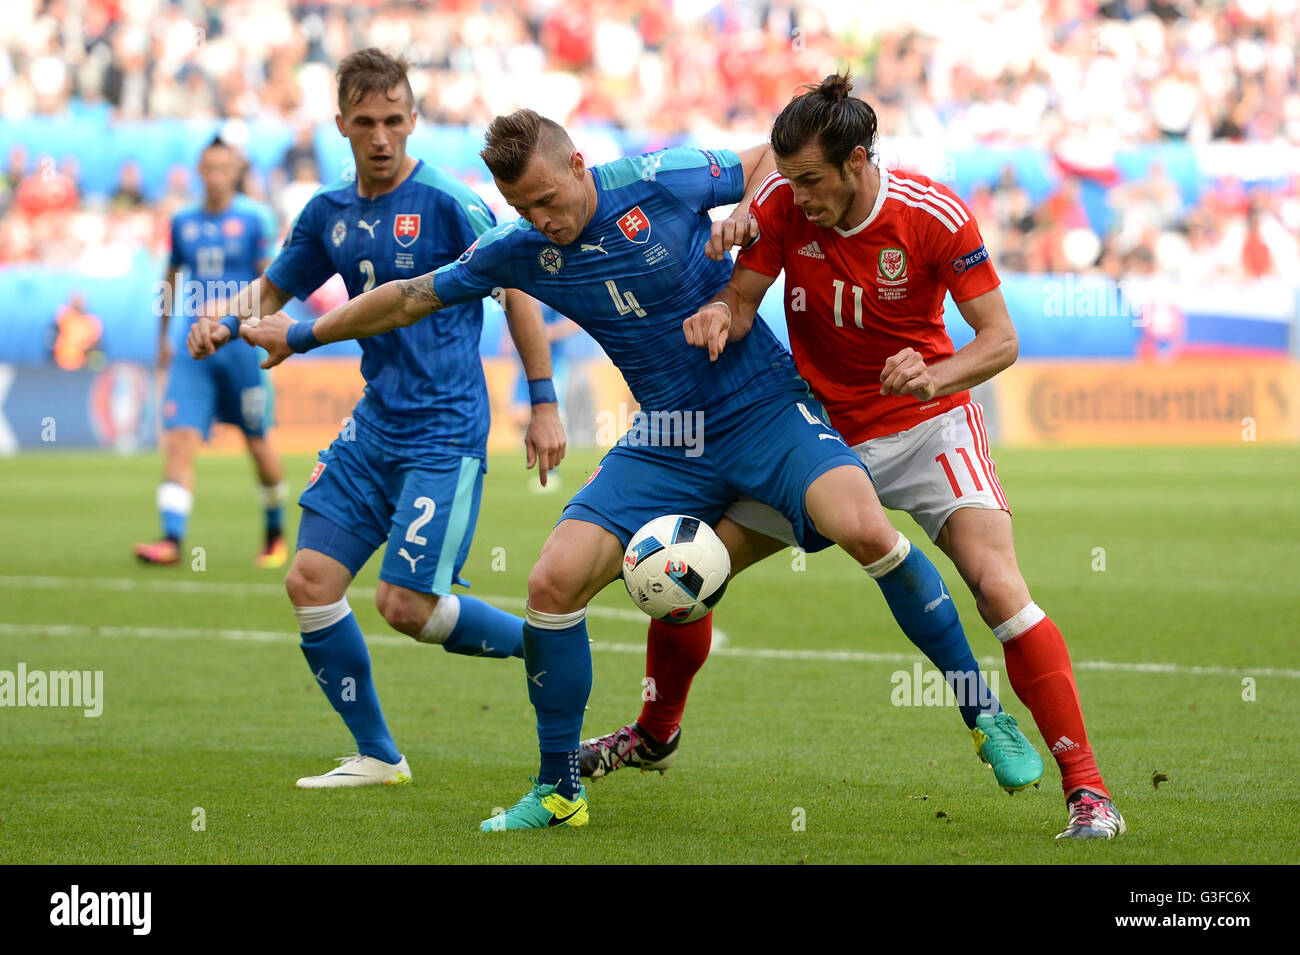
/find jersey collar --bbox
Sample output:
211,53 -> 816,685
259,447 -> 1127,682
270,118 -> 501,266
356,158 -> 423,204
834,166 -> 889,238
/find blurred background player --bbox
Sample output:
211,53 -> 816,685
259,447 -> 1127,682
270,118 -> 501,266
134,136 -> 287,568
48,291 -> 104,371
671,75 -> 1123,839
191,50 -> 563,788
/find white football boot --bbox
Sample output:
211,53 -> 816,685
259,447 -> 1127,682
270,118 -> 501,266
295,754 -> 412,789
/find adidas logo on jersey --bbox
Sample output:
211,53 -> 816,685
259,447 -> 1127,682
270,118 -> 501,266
1051,736 -> 1080,754
797,241 -> 826,259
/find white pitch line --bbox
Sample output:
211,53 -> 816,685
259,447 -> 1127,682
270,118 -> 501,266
0,573 -> 648,623
1,620 -> 1294,679
0,621 -> 411,648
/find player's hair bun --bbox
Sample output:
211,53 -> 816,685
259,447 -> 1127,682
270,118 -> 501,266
772,71 -> 877,166
819,73 -> 854,103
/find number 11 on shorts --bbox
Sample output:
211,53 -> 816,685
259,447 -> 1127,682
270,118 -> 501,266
935,449 -> 984,499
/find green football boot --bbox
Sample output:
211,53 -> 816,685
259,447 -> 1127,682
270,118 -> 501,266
479,777 -> 590,831
972,712 -> 1044,793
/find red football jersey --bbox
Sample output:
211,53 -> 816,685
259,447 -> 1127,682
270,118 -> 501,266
739,167 -> 1000,442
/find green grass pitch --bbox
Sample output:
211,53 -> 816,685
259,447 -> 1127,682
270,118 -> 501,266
1,444 -> 1297,864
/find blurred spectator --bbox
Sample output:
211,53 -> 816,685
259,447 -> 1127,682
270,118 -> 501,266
0,146 -> 27,219
0,0 -> 1296,283
15,156 -> 78,219
281,124 -> 318,175
1226,194 -> 1300,280
0,0 -> 1290,151
49,291 -> 103,370
111,160 -> 146,211
280,156 -> 321,225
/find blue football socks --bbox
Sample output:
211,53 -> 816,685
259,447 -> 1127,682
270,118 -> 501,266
441,596 -> 525,659
866,534 -> 1000,728
297,599 -> 401,765
523,608 -> 592,800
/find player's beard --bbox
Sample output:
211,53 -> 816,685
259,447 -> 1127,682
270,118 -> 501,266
831,171 -> 858,230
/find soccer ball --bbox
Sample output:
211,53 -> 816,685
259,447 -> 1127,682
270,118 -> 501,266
623,515 -> 731,623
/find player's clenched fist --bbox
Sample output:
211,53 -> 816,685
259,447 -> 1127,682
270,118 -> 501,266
241,312 -> 295,369
879,347 -> 938,400
682,301 -> 732,362
705,214 -> 759,261
187,315 -> 231,359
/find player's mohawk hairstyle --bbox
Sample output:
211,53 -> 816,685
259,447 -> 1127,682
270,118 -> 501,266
771,72 -> 878,167
336,48 -> 414,114
481,109 -> 574,184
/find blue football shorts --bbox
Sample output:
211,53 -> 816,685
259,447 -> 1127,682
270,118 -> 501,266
562,380 -> 864,553
296,423 -> 485,595
163,338 -> 273,440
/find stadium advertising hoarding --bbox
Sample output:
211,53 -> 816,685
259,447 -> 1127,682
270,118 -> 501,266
6,355 -> 1298,452
994,359 -> 1300,444
0,362 -> 157,454
207,358 -> 637,455
0,357 -> 636,454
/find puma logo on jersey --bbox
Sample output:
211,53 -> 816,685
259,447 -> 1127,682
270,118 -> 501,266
797,241 -> 826,259
580,236 -> 608,255
923,584 -> 952,613
398,548 -> 424,573
358,218 -> 380,239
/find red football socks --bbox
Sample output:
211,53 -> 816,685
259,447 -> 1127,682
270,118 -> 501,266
638,612 -> 713,742
1002,615 -> 1109,798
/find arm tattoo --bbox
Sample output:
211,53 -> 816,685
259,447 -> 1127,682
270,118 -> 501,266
397,274 -> 442,308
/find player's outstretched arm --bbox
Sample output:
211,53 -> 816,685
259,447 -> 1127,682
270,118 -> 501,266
682,265 -> 776,361
239,271 -> 445,368
188,275 -> 290,359
879,288 -> 1019,400
502,288 -> 567,486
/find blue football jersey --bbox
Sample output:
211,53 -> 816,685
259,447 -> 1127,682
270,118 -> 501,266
169,195 -> 277,331
266,161 -> 496,459
432,147 -> 800,413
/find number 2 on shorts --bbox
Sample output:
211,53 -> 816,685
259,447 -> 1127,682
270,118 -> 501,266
405,496 -> 436,545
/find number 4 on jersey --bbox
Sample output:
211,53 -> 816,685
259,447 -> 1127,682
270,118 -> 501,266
606,279 -> 646,318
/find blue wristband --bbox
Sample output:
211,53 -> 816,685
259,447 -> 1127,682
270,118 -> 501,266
285,320 -> 322,354
528,378 -> 557,405
219,315 -> 241,338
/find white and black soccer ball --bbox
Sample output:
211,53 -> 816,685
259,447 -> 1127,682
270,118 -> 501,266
622,515 -> 730,623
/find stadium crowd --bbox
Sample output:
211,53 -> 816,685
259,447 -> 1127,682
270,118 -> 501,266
1,0 -> 1298,280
